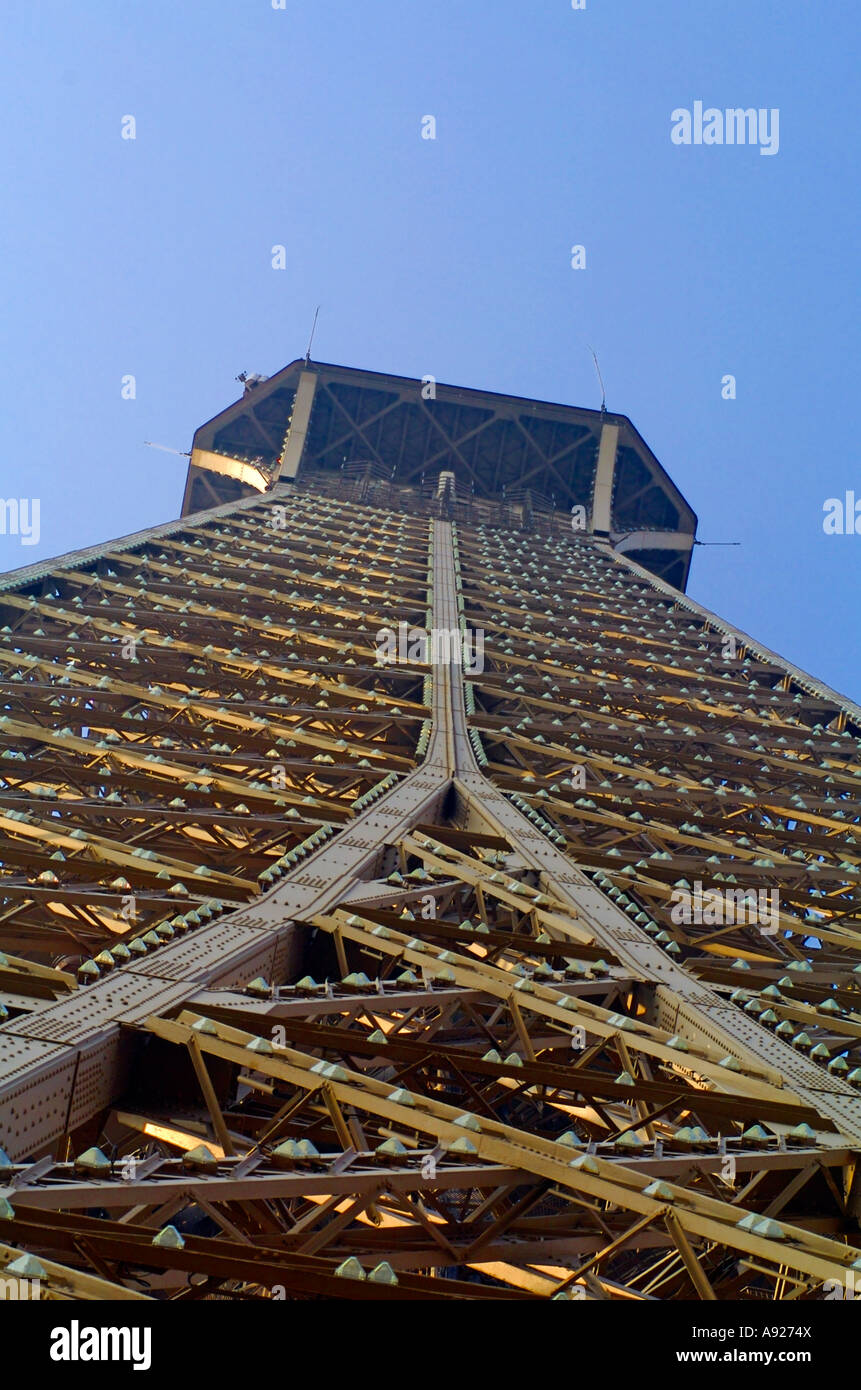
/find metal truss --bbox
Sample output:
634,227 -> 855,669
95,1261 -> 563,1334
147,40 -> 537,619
0,482 -> 860,1301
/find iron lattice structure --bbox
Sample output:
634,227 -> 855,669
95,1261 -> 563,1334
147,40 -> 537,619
1,363 -> 860,1303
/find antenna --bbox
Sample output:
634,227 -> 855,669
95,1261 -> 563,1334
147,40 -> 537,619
305,305 -> 321,365
588,345 -> 606,414
144,441 -> 191,457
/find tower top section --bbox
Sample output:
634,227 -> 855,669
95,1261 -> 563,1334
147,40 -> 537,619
183,359 -> 697,588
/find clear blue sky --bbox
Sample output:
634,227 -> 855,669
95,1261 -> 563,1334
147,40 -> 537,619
2,0 -> 858,698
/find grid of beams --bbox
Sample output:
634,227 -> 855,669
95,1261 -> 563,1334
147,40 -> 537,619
459,525 -> 861,1089
0,492 -> 429,967
0,483 -> 859,1302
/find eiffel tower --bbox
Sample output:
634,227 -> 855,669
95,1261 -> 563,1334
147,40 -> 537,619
1,360 -> 859,1303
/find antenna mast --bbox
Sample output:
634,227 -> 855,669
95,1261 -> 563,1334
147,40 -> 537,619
588,345 -> 606,414
305,305 -> 321,365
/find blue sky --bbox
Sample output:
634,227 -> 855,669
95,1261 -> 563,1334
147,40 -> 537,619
2,0 -> 858,698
